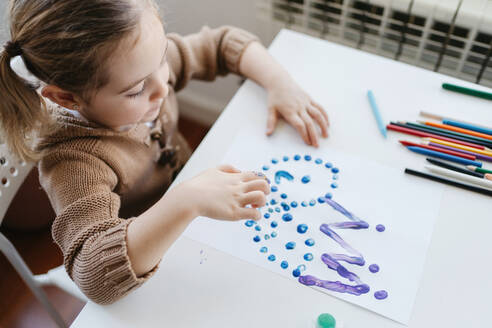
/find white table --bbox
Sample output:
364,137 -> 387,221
72,30 -> 492,328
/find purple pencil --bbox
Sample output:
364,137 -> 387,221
426,141 -> 492,162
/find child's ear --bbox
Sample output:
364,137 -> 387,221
41,85 -> 81,111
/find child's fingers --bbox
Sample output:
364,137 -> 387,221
311,100 -> 330,126
242,179 -> 270,195
300,111 -> 319,147
236,207 -> 261,221
288,114 -> 311,145
239,190 -> 267,208
241,171 -> 269,183
218,164 -> 241,173
308,105 -> 329,138
266,108 -> 278,135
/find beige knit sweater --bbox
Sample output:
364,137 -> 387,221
37,26 -> 258,304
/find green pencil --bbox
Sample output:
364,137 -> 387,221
466,165 -> 492,174
442,83 -> 492,101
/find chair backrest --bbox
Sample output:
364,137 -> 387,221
0,143 -> 34,225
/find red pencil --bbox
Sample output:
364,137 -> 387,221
398,140 -> 476,160
387,124 -> 487,150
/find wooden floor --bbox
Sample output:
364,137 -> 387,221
0,116 -> 210,328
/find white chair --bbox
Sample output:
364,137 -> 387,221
0,142 -> 87,328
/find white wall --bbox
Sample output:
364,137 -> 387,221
0,1 -> 275,125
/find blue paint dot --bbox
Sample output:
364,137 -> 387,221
271,158 -> 278,164
369,264 -> 380,273
332,167 -> 339,174
325,192 -> 332,199
309,199 -> 316,206
315,158 -> 322,164
260,247 -> 268,253
325,162 -> 333,168
290,201 -> 298,208
255,225 -> 261,231
292,268 -> 301,277
333,174 -> 339,180
297,224 -> 308,234
280,193 -> 288,199
294,155 -> 301,160
376,224 -> 385,232
281,203 -> 290,211
305,238 -> 315,247
253,236 -> 261,242
282,213 -> 293,222
317,197 -> 325,204
281,261 -> 289,269
245,220 -> 255,227
275,207 -> 281,213
304,155 -> 312,161
283,156 -> 289,162
264,234 -> 270,240
262,165 -> 269,171
271,186 -> 278,192
270,199 -> 277,205
297,264 -> 306,272
331,182 -> 338,189
301,175 -> 311,184
268,208 -> 273,213
271,231 -> 277,238
271,221 -> 278,228
301,201 -> 308,207
264,213 -> 270,219
268,254 -> 276,262
286,241 -> 296,250
304,253 -> 314,261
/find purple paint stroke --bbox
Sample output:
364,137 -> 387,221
299,197 -> 372,296
374,290 -> 388,300
299,275 -> 370,296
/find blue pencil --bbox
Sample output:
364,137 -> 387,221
367,90 -> 387,138
406,146 -> 482,167
443,119 -> 492,137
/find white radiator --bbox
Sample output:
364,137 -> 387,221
256,0 -> 492,88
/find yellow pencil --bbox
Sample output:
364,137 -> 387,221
423,137 -> 492,157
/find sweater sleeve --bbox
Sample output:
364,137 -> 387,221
39,147 -> 157,305
166,25 -> 259,92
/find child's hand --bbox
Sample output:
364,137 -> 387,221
178,164 -> 270,221
266,78 -> 329,147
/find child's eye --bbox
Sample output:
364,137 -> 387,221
128,82 -> 146,98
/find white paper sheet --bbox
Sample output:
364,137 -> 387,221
184,128 -> 442,324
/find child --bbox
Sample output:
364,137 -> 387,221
0,0 -> 329,304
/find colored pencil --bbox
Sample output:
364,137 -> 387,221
399,140 -> 476,160
406,146 -> 482,167
425,141 -> 492,162
442,82 -> 492,101
419,120 -> 492,141
367,90 -> 387,138
399,121 -> 492,148
443,119 -> 492,137
405,168 -> 492,197
420,110 -> 492,133
466,165 -> 492,175
423,138 -> 492,157
425,158 -> 484,178
390,122 -> 490,149
425,165 -> 492,189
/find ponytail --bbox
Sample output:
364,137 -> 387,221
0,45 -> 53,162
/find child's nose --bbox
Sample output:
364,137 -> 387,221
150,80 -> 169,101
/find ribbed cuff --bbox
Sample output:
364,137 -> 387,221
70,218 -> 158,304
223,28 -> 260,74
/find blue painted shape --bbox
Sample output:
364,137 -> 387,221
290,201 -> 298,208
304,253 -> 314,261
271,221 -> 278,228
309,199 -> 316,206
294,155 -> 301,160
260,247 -> 268,253
271,158 -> 278,164
286,241 -> 296,250
275,170 -> 294,184
255,225 -> 261,231
282,213 -> 293,222
332,167 -> 339,174
283,156 -> 289,162
245,220 -> 255,227
325,162 -> 333,168
281,261 -> 289,269
271,231 -> 277,238
325,192 -> 332,199
262,165 -> 269,171
280,193 -> 288,199
331,182 -> 338,189
304,155 -> 312,161
301,175 -> 311,184
264,234 -> 270,240
253,236 -> 261,242
301,201 -> 308,207
264,213 -> 270,219
271,186 -> 278,192
318,197 -> 325,204
268,254 -> 276,262
293,268 -> 301,277
315,158 -> 322,164
297,224 -> 308,234
270,199 -> 277,205
305,238 -> 315,247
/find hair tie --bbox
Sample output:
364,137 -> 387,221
3,41 -> 23,58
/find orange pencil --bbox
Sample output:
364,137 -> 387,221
419,120 -> 492,141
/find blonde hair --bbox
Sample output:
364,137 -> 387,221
0,0 -> 156,162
